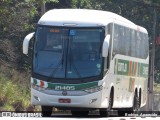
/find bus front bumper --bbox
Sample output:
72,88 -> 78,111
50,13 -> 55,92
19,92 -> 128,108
31,88 -> 106,108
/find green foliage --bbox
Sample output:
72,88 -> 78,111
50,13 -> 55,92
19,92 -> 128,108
26,0 -> 58,4
0,0 -> 35,38
155,70 -> 160,83
0,74 -> 31,111
154,82 -> 160,93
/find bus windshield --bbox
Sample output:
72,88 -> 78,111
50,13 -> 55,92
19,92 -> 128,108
33,26 -> 104,79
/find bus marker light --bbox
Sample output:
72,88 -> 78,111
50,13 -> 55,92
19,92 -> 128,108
40,80 -> 44,87
63,23 -> 77,26
90,98 -> 97,104
59,99 -> 71,103
34,96 -> 40,101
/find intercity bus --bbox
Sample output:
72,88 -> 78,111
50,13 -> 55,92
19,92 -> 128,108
23,9 -> 149,116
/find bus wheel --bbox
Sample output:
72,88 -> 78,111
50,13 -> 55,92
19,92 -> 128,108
99,93 -> 113,117
132,92 -> 140,113
71,110 -> 89,117
118,93 -> 140,116
41,106 -> 52,117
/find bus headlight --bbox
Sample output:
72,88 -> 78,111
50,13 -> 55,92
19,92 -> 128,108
31,84 -> 46,91
83,85 -> 103,93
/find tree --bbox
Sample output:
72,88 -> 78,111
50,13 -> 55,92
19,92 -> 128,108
39,0 -> 58,16
26,0 -> 58,16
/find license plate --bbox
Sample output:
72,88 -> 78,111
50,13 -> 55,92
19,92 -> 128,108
59,98 -> 71,103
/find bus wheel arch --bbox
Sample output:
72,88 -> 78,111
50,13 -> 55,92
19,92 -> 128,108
99,86 -> 114,117
139,88 -> 142,107
132,88 -> 139,113
110,86 -> 114,108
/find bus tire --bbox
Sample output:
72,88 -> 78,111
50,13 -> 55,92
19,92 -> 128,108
99,91 -> 113,117
41,106 -> 52,117
131,92 -> 140,113
118,92 -> 140,116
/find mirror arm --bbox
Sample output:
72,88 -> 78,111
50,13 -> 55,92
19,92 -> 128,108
23,32 -> 35,54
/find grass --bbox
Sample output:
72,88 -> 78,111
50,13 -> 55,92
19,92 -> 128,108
0,65 -> 35,111
0,74 -> 31,111
154,82 -> 160,94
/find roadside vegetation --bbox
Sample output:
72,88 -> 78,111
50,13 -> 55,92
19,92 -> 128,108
154,82 -> 160,93
0,66 -> 33,111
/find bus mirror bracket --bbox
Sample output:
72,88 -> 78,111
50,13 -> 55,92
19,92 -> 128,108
23,32 -> 35,55
102,34 -> 110,57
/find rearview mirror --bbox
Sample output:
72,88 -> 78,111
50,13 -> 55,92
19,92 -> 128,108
102,34 -> 110,57
23,32 -> 35,55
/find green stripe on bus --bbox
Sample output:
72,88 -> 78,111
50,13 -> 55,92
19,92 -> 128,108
115,59 -> 148,78
47,81 -> 98,90
114,59 -> 118,74
116,59 -> 129,76
33,78 -> 37,85
139,63 -> 148,78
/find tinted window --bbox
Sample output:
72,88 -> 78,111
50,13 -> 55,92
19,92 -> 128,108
113,24 -> 148,59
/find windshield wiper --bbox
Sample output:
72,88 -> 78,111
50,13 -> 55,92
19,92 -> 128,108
47,40 -> 65,82
68,37 -> 81,78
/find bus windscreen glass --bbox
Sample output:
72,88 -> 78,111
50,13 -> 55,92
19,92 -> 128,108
33,27 -> 104,79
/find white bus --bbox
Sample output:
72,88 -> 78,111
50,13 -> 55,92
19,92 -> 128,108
23,9 -> 149,117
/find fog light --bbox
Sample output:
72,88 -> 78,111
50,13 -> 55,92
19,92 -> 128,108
34,96 -> 40,101
90,98 -> 97,104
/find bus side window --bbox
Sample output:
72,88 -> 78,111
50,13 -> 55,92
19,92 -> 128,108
124,27 -> 131,56
131,30 -> 136,57
112,24 -> 119,57
118,26 -> 125,55
144,34 -> 149,58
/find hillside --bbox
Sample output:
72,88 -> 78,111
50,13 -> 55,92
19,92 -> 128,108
0,39 -> 32,111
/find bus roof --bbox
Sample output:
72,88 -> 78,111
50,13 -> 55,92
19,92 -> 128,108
38,9 -> 147,34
